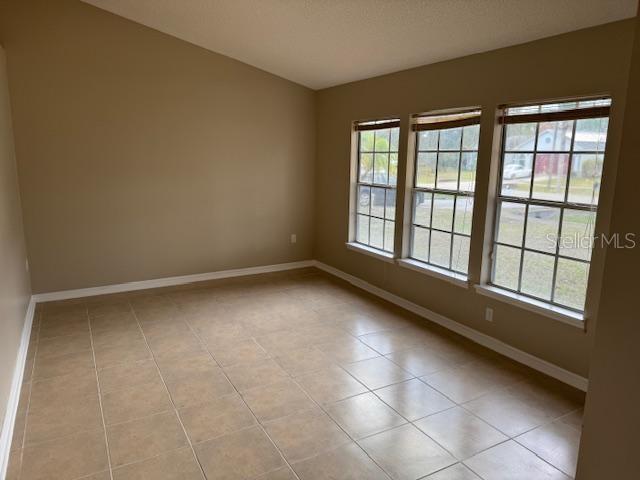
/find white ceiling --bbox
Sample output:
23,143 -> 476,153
82,0 -> 638,90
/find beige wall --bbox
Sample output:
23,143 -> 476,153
0,0 -> 316,293
576,13 -> 640,480
314,20 -> 636,377
0,45 -> 31,431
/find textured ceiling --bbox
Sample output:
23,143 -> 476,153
81,0 -> 638,89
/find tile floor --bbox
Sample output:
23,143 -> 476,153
7,268 -> 584,480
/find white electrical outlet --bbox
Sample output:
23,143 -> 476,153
485,307 -> 494,322
290,234 -> 297,244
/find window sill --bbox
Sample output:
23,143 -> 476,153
396,258 -> 469,289
474,284 -> 585,329
345,242 -> 395,263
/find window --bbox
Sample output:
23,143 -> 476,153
491,98 -> 611,312
408,109 -> 481,275
353,119 -> 400,253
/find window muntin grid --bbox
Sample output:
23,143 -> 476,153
409,121 -> 480,274
355,123 -> 399,253
491,101 -> 610,312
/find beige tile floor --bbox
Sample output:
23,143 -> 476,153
7,268 -> 584,480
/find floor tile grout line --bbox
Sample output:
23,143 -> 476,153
87,306 -> 116,480
442,400 -> 579,477
455,458 -> 488,480
510,435 -> 576,478
414,461 -> 480,480
13,309 -> 41,479
455,435 -> 575,480
103,445 -> 200,473
97,408 -> 179,430
71,469 -> 112,480
455,390 -> 580,441
126,302 -> 209,480
163,296 -> 305,480
414,376 -> 555,458
18,426 -> 122,451
278,358 -> 396,479
276,337 -> 484,473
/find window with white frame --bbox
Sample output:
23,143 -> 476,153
491,98 -> 611,312
353,119 -> 400,253
408,110 -> 481,274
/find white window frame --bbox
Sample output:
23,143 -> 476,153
400,108 -> 482,281
348,118 -> 400,258
486,98 -> 612,316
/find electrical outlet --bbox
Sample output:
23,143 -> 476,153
485,307 -> 494,322
290,234 -> 297,244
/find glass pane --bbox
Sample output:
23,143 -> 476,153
506,105 -> 541,116
493,244 -> 521,290
374,129 -> 390,151
370,217 -> 384,249
574,118 -> 608,152
540,101 -> 577,113
430,230 -> 451,267
496,201 -> 526,247
389,153 -> 398,186
559,209 -> 595,261
462,124 -> 480,151
418,130 -> 438,150
370,187 -> 385,218
454,196 -> 473,235
374,153 -> 389,184
357,186 -> 370,215
411,227 -> 430,262
360,131 -> 374,152
390,128 -> 400,151
452,235 -> 470,274
578,98 -> 611,108
460,152 -> 477,192
439,127 -> 462,150
505,123 -> 536,151
385,189 -> 396,221
525,206 -> 560,253
501,153 -> 533,198
531,153 -> 569,201
521,251 -> 554,300
359,153 -> 373,183
568,154 -> 603,205
432,193 -> 455,231
384,220 -> 395,252
436,152 -> 460,190
554,258 -> 589,310
536,120 -> 574,151
356,215 -> 369,244
416,152 -> 437,188
413,191 -> 432,227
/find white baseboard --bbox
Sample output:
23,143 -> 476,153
32,260 -> 315,302
0,297 -> 36,479
313,260 -> 589,392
